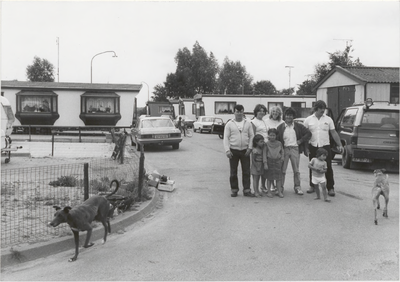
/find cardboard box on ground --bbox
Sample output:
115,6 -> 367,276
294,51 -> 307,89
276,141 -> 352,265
146,170 -> 175,192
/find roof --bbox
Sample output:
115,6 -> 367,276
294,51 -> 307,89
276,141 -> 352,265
1,80 -> 142,92
314,66 -> 400,90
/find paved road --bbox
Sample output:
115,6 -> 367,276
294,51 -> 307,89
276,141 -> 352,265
1,133 -> 399,280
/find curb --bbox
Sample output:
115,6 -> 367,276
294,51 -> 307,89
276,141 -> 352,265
1,188 -> 160,268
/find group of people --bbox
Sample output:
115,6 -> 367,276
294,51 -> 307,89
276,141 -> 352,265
223,100 -> 343,202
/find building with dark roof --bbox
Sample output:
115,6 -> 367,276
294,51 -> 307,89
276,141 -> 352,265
1,80 -> 142,127
314,66 -> 399,118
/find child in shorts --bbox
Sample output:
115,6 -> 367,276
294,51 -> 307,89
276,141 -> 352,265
308,148 -> 330,202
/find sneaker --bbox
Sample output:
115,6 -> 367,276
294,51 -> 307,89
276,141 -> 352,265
328,189 -> 335,196
266,191 -> 274,198
294,187 -> 304,195
307,187 -> 315,194
231,192 -> 238,197
243,192 -> 255,197
277,192 -> 284,198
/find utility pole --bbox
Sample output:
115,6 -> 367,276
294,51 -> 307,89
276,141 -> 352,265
285,66 -> 294,91
56,37 -> 59,82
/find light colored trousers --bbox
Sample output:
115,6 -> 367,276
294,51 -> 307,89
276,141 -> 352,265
282,146 -> 301,188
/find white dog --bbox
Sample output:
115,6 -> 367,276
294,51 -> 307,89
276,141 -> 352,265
372,169 -> 390,225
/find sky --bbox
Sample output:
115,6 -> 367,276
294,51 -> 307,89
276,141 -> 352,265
1,1 -> 399,107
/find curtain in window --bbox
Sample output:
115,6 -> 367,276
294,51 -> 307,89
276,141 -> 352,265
86,98 -> 115,113
21,96 -> 51,112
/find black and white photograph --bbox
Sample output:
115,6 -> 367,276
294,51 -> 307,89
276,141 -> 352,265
1,0 -> 399,280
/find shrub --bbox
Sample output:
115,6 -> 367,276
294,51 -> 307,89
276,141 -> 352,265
49,176 -> 77,187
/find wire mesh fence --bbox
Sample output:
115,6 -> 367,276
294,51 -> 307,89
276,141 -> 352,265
1,154 -> 141,248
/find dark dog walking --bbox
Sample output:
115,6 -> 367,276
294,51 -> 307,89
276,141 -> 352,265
372,169 -> 390,225
48,180 -> 120,261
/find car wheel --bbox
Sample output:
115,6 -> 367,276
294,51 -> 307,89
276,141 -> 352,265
218,134 -> 223,139
172,143 -> 179,150
342,146 -> 352,169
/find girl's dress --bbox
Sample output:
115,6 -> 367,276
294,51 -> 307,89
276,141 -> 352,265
251,147 -> 264,176
264,140 -> 284,180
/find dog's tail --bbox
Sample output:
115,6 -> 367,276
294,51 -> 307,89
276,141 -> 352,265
105,179 -> 120,198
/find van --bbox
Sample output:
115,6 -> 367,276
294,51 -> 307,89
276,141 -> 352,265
335,99 -> 399,169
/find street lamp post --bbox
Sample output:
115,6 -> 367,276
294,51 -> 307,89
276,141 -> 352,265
285,66 -> 294,91
141,81 -> 150,102
90,51 -> 117,83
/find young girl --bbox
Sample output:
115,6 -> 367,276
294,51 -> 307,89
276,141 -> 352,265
263,128 -> 284,198
251,134 -> 265,197
308,148 -> 331,202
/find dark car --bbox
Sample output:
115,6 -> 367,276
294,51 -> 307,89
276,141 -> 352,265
335,99 -> 399,169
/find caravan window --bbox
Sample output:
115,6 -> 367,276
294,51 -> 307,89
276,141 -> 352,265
215,102 -> 236,114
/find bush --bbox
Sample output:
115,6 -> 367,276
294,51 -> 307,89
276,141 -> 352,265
49,176 -> 77,187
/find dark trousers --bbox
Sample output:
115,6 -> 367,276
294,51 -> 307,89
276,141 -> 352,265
308,144 -> 335,190
229,149 -> 251,193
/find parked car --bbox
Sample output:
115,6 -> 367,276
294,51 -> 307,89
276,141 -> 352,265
174,115 -> 195,129
211,119 -> 227,139
194,116 -> 223,133
131,115 -> 182,150
335,98 -> 399,169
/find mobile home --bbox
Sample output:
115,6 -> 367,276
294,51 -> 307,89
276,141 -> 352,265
193,94 -> 316,123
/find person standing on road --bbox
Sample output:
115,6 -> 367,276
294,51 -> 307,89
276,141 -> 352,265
264,105 -> 284,192
251,104 -> 269,192
251,134 -> 266,198
308,148 -> 331,202
264,105 -> 284,129
276,107 -> 311,196
223,104 -> 255,197
263,128 -> 284,198
177,116 -> 186,137
303,100 -> 343,196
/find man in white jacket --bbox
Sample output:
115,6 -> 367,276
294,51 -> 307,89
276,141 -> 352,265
223,104 -> 255,197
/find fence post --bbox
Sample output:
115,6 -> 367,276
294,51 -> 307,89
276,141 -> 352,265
84,163 -> 89,200
138,145 -> 145,201
51,131 -> 55,156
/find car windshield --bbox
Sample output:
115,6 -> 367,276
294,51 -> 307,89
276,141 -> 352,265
202,117 -> 214,122
361,110 -> 399,129
141,119 -> 174,128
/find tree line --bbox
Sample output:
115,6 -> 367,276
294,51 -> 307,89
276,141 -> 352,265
25,42 -> 363,100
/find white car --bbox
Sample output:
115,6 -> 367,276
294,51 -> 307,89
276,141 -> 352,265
131,116 -> 182,150
193,116 -> 223,133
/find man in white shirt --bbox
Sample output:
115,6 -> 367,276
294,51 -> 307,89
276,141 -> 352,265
303,100 -> 343,196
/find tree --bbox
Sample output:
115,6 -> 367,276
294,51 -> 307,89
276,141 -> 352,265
276,87 -> 295,95
297,44 -> 364,94
26,56 -> 55,82
218,57 -> 253,94
296,79 -> 315,96
169,41 -> 219,98
252,80 -> 277,95
152,84 -> 169,102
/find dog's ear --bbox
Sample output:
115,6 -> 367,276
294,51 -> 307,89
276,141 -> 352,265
63,207 -> 72,213
53,206 -> 61,211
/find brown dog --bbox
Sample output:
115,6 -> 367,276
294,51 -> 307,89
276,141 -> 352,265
372,169 -> 390,225
48,195 -> 111,262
